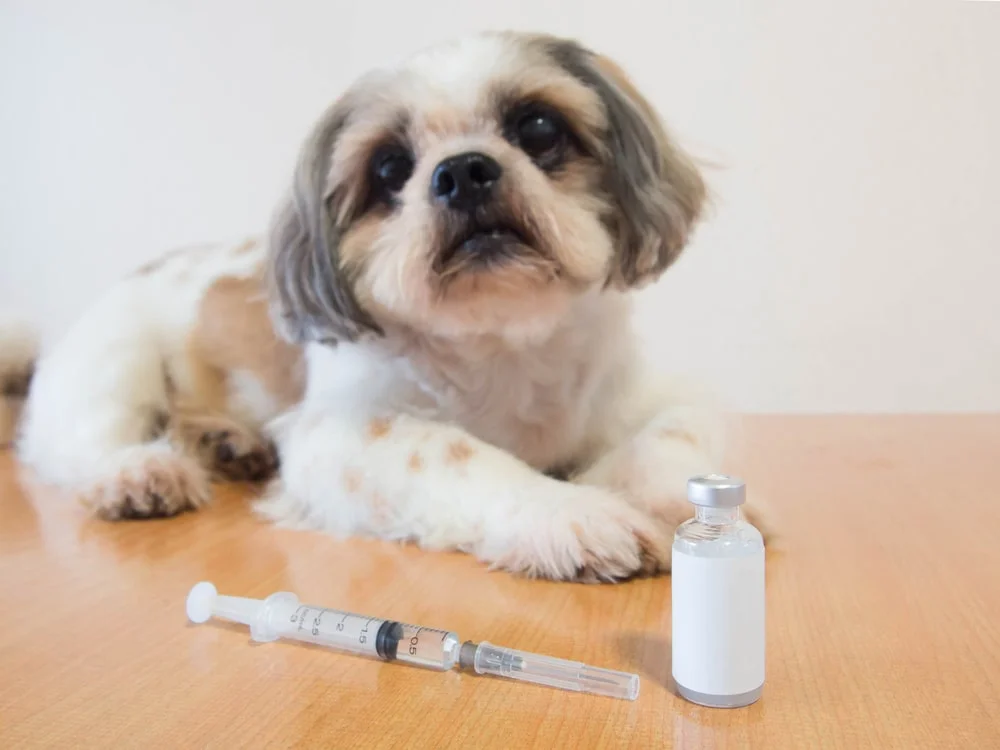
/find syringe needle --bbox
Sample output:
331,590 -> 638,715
458,641 -> 640,701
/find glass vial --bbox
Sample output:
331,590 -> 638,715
671,474 -> 765,708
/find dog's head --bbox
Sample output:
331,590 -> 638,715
268,32 -> 706,343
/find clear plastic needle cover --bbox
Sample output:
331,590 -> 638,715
187,582 -> 640,701
464,641 -> 640,701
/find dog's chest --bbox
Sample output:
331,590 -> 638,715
406,346 -> 600,471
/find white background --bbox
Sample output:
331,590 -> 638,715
1,0 -> 997,412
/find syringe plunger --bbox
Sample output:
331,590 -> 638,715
187,581 -> 268,635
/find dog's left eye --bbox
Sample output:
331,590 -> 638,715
506,105 -> 568,168
371,145 -> 414,196
518,113 -> 562,155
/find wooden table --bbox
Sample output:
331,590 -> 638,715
1,416 -> 998,748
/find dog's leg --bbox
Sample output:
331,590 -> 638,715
572,378 -> 731,574
258,408 -> 663,582
18,326 -> 210,520
572,412 -> 716,574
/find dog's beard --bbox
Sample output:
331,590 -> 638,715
431,206 -> 557,284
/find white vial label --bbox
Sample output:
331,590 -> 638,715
671,549 -> 765,697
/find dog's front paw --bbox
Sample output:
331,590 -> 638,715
168,412 -> 278,483
480,484 -> 667,583
80,446 -> 210,520
198,427 -> 278,482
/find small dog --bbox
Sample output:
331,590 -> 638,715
2,31 -> 726,582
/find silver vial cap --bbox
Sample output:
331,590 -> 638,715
687,474 -> 746,508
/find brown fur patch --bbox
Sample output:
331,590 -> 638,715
233,239 -> 257,255
658,427 -> 699,446
549,156 -> 604,195
135,253 -> 171,276
0,399 -> 26,447
134,244 -> 210,276
336,212 -> 387,270
366,417 -> 392,441
1,365 -> 33,398
414,105 -> 469,140
190,274 -> 305,412
446,439 -> 475,464
634,529 -> 668,576
592,56 -> 652,116
176,341 -> 231,415
649,502 -> 695,531
407,451 -> 424,473
369,491 -> 390,526
342,468 -> 362,494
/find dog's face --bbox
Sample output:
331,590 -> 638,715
268,32 -> 706,343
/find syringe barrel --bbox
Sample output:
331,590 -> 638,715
255,593 -> 460,670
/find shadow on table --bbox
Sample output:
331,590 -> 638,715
615,631 -> 676,694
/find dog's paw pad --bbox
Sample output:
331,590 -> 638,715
200,429 -> 278,482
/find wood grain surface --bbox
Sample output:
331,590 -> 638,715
2,416 -> 999,748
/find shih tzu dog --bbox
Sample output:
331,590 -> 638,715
2,31 -> 728,582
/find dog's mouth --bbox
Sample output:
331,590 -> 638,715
435,222 -> 532,273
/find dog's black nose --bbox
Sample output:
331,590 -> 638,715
431,152 -> 502,212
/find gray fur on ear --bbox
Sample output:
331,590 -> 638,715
266,97 -> 381,344
546,40 -> 707,287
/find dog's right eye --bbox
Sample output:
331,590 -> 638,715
371,145 -> 414,198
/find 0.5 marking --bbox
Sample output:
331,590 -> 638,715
409,627 -> 424,656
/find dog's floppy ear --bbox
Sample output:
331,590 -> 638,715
548,41 -> 707,288
266,95 -> 381,344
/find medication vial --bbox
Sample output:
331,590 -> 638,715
672,474 -> 765,708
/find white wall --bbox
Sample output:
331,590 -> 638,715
1,0 -> 997,412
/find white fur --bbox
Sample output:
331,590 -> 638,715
17,240 -> 267,497
401,34 -> 520,116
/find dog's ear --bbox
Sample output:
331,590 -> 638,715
548,42 -> 707,288
266,96 -> 381,344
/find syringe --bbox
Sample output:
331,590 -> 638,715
186,582 -> 639,700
